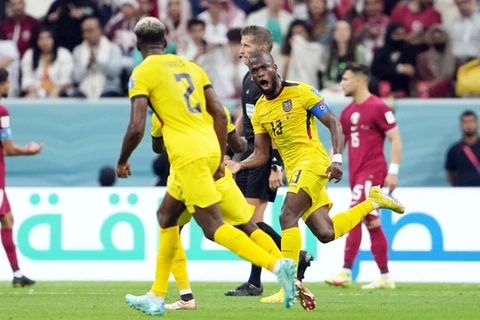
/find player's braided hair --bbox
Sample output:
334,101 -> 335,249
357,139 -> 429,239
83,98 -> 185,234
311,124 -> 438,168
241,26 -> 273,52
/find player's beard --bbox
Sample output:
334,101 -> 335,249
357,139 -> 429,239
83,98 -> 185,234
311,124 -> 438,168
261,78 -> 278,97
1,92 -> 7,98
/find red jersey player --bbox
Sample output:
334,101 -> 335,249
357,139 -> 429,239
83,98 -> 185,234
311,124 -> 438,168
0,68 -> 43,287
326,63 -> 402,289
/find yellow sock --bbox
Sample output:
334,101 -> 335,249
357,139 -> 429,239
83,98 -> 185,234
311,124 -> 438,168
151,226 -> 180,297
214,224 -> 278,272
281,227 -> 301,266
332,200 -> 375,240
171,237 -> 191,294
250,229 -> 282,259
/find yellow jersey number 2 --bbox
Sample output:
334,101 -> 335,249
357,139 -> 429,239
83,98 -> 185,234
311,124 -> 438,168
174,73 -> 201,114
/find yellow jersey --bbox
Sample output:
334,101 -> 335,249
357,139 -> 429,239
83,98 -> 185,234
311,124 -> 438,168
252,81 -> 330,179
151,106 -> 234,137
129,54 -> 220,168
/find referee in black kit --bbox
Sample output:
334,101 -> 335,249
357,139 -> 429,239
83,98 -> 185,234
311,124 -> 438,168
224,26 -> 314,301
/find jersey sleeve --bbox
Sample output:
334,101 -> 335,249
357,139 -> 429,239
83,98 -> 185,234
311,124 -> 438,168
151,114 -> 163,138
374,101 -> 397,133
223,106 -> 236,134
251,102 -> 267,134
0,106 -> 12,141
128,65 -> 150,99
192,62 -> 212,91
299,83 -> 331,118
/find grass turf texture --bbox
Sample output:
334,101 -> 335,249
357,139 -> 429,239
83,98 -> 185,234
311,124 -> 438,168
0,282 -> 479,319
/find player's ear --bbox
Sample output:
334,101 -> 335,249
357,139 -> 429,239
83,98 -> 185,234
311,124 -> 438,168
273,64 -> 277,71
163,39 -> 168,49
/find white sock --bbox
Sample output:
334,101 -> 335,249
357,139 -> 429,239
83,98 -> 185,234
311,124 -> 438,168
13,270 -> 23,278
147,291 -> 165,304
370,200 -> 380,209
273,260 -> 282,275
342,268 -> 352,276
381,273 -> 390,279
180,289 -> 192,296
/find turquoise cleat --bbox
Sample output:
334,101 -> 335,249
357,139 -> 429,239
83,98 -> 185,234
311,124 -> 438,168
125,293 -> 165,316
276,259 -> 298,308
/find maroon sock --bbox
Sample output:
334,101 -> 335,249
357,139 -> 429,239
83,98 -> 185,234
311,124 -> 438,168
343,223 -> 362,269
369,226 -> 389,274
1,229 -> 19,272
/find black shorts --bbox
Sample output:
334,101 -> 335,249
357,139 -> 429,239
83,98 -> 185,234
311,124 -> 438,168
235,140 -> 277,202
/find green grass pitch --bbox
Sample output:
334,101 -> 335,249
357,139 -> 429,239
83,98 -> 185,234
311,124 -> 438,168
1,282 -> 479,319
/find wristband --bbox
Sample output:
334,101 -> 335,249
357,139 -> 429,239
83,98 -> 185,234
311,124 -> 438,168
271,149 -> 283,166
332,154 -> 342,164
388,163 -> 399,175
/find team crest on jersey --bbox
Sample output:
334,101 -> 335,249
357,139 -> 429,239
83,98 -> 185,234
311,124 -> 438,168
351,112 -> 360,125
282,99 -> 293,112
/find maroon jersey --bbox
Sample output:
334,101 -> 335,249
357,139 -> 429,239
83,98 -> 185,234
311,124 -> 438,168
390,4 -> 441,34
339,95 -> 397,180
0,15 -> 40,58
0,105 -> 11,189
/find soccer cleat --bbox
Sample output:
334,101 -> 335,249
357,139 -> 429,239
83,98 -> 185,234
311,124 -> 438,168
275,258 -> 297,308
297,250 -> 314,282
224,282 -> 263,296
12,276 -> 35,288
368,186 -> 405,214
165,298 -> 198,310
260,288 -> 284,303
361,276 -> 396,289
325,271 -> 352,287
294,279 -> 316,311
125,292 -> 165,316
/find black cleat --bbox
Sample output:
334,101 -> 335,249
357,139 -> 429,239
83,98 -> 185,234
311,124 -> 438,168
297,251 -> 314,282
224,282 -> 263,296
12,276 -> 35,288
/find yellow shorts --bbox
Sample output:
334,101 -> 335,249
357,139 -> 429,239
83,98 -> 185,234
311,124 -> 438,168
167,156 -> 221,214
178,167 -> 254,226
287,168 -> 333,222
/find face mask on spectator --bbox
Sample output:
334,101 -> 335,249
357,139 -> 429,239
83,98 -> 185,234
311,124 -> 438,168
433,43 -> 446,52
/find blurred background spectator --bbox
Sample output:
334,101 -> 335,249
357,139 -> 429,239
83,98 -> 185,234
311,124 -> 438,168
416,24 -> 459,98
449,0 -> 480,64
306,0 -> 336,47
0,0 -> 40,59
322,20 -> 369,94
371,22 -> 415,98
282,19 -> 325,90
0,0 -> 478,100
72,16 -> 122,98
45,0 -> 102,52
21,26 -> 74,98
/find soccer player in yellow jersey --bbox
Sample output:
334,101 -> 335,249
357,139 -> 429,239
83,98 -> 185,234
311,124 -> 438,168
226,51 -> 406,310
149,109 -> 282,310
116,18 -> 297,316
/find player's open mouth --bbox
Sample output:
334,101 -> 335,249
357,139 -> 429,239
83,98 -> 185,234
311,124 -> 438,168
259,80 -> 270,90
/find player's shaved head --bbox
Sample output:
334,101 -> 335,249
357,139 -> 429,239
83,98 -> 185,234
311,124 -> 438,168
0,68 -> 9,98
134,17 -> 166,49
248,50 -> 274,68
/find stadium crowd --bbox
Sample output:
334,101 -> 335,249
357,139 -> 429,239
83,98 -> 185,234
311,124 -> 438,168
0,0 -> 479,100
